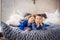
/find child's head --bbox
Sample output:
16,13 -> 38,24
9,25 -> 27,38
35,14 -> 43,24
28,15 -> 36,23
35,14 -> 47,24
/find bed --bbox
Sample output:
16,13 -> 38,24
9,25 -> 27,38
1,21 -> 60,40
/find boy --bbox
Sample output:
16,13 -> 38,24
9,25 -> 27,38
34,14 -> 49,30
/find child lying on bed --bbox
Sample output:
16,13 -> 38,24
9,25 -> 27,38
18,14 -> 36,32
34,14 -> 49,30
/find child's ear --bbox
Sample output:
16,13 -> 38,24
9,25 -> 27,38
43,17 -> 45,20
43,17 -> 46,22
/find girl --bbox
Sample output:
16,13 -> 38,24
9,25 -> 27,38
18,15 -> 35,32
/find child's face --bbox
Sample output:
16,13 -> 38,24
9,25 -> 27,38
35,16 -> 43,24
28,16 -> 35,23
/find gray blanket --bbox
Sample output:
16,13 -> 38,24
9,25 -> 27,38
1,22 -> 60,40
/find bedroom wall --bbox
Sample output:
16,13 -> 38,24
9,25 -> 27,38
14,0 -> 57,14
14,0 -> 35,15
1,0 -> 60,24
2,0 -> 14,22
0,0 -> 1,22
0,0 -> 1,32
57,0 -> 60,13
36,0 -> 57,13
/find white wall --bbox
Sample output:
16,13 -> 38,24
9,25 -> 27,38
2,0 -> 14,22
0,0 -> 1,32
14,0 -> 36,15
14,0 -> 57,14
35,0 -> 57,13
0,0 -> 1,22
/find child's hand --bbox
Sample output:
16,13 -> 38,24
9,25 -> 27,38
25,28 -> 31,32
35,21 -> 40,27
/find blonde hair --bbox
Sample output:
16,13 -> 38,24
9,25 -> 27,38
27,15 -> 36,20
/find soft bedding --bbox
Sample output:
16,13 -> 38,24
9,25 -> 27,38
1,22 -> 60,40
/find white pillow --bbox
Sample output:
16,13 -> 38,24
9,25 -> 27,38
44,10 -> 60,25
6,14 -> 22,25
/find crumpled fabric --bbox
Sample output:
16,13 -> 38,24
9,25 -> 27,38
1,22 -> 60,40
